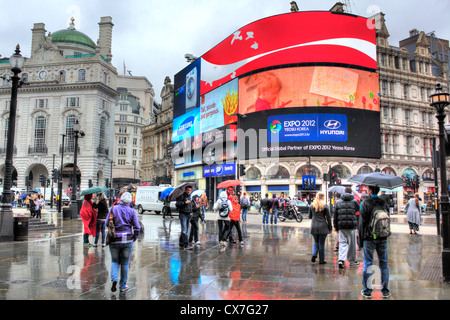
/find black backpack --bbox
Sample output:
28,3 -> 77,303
218,199 -> 229,217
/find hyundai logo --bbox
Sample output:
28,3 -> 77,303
324,120 -> 341,130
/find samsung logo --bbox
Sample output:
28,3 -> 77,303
177,116 -> 195,136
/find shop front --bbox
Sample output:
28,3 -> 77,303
203,161 -> 236,202
174,165 -> 204,190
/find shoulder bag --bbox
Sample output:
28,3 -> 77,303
105,206 -> 117,246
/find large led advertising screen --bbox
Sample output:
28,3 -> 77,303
200,11 -> 376,95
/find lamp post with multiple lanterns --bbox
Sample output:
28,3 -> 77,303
70,120 -> 84,218
0,45 -> 24,241
430,82 -> 450,282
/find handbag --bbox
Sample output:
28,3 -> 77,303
105,207 -> 117,246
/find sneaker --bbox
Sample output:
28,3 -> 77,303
120,285 -> 129,293
382,291 -> 391,298
184,245 -> 194,250
338,260 -> 345,269
240,241 -> 244,246
93,244 -> 98,248
111,281 -> 117,292
319,261 -> 327,264
102,244 -> 106,248
349,261 -> 360,267
195,241 -> 201,245
311,255 -> 317,263
361,289 -> 371,299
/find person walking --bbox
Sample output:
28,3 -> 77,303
213,191 -> 232,247
162,195 -> 172,219
405,193 -> 421,234
240,192 -> 250,223
107,192 -> 141,293
80,194 -> 97,246
269,193 -> 279,224
189,194 -> 204,244
309,192 -> 332,264
334,187 -> 360,268
35,194 -> 45,220
200,192 -> 208,221
175,185 -> 194,250
260,193 -> 271,225
223,196 -> 244,245
360,185 -> 391,299
93,193 -> 109,248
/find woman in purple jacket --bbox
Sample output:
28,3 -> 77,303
107,192 -> 140,293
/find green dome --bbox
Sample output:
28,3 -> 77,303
51,28 -> 96,49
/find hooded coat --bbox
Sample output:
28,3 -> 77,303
334,193 -> 360,231
214,191 -> 232,221
80,194 -> 97,236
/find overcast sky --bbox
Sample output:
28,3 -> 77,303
1,0 -> 449,102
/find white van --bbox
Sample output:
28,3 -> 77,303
36,188 -> 70,205
135,185 -> 172,215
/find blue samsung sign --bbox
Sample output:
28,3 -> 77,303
204,163 -> 236,177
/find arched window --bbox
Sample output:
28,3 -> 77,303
296,165 -> 322,179
331,165 -> 352,180
266,165 -> 290,180
422,169 -> 434,181
245,167 -> 261,180
357,166 -> 373,174
66,115 -> 77,152
381,167 -> 396,175
34,116 -> 46,153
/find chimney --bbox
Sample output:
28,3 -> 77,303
98,16 -> 113,62
31,23 -> 46,56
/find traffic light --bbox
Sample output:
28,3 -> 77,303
46,179 -> 50,187
52,169 -> 59,182
415,175 -> 420,188
239,164 -> 246,176
330,172 -> 338,185
88,179 -> 93,188
105,178 -> 109,188
0,178 -> 2,185
39,174 -> 45,187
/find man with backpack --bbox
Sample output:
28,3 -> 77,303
359,185 -> 391,299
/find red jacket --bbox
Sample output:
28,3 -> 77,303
229,201 -> 241,221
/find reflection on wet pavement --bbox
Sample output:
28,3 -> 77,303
0,213 -> 449,301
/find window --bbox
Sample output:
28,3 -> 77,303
34,116 -> 46,153
393,135 -> 398,153
381,80 -> 387,96
120,104 -> 128,112
383,107 -> 389,123
3,119 -> 8,148
2,75 -> 9,86
118,159 -> 126,165
403,84 -> 409,99
384,134 -> 390,153
428,113 -> 433,128
402,58 -> 407,71
66,97 -> 79,107
78,69 -> 86,81
66,115 -> 77,152
420,87 -> 425,101
22,73 -> 28,82
119,126 -> 127,133
103,72 -> 107,84
407,136 -> 413,155
118,148 -> 126,156
133,149 -> 137,156
380,54 -> 385,66
133,138 -> 137,146
245,167 -> 262,180
59,71 -> 66,82
99,117 -> 106,148
36,99 -> 48,108
119,115 -> 127,122
266,165 -> 290,180
391,107 -> 396,120
118,136 -> 127,144
389,82 -> 395,96
405,109 -> 410,125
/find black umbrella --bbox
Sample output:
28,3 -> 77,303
348,172 -> 405,189
169,182 -> 196,201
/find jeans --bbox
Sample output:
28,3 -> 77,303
189,218 -> 199,242
362,239 -> 389,294
262,209 -> 270,224
218,220 -> 230,241
179,213 -> 191,247
201,206 -> 206,220
223,220 -> 243,242
312,234 -> 328,263
270,208 -> 278,224
95,220 -> 106,245
241,208 -> 248,222
109,242 -> 133,290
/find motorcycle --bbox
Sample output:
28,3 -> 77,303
278,202 -> 303,222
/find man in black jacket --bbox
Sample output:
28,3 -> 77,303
360,185 -> 391,299
334,187 -> 360,269
176,186 -> 193,250
260,193 -> 271,225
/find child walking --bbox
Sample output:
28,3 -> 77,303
222,196 -> 244,246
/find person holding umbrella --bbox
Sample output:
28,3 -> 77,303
175,184 -> 194,250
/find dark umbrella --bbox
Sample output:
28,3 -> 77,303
348,172 -> 405,189
169,182 -> 196,201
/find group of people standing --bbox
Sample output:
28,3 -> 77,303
308,186 -> 394,299
80,191 -> 141,294
25,193 -> 45,219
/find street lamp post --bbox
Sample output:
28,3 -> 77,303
0,45 -> 24,241
231,113 -> 247,194
430,83 -> 450,282
70,120 -> 84,219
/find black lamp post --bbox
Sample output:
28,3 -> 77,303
430,83 -> 450,282
0,45 -> 24,241
70,120 -> 84,218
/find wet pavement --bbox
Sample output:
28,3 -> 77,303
1,207 -> 449,303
